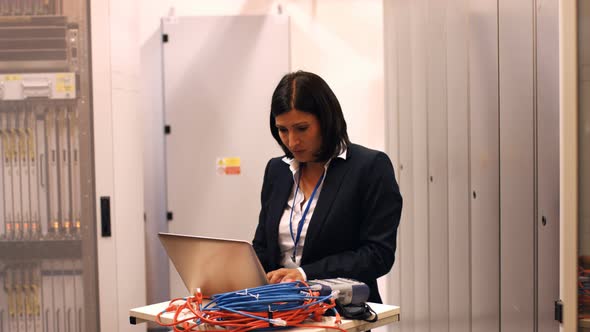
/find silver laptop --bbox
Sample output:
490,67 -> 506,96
158,232 -> 269,296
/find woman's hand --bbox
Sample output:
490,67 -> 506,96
267,268 -> 304,283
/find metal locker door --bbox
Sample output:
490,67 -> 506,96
161,16 -> 288,298
399,1 -> 417,332
446,0 -> 471,331
410,1 -> 430,331
383,1 -> 402,331
426,1 -> 449,331
468,0 -> 500,331
498,1 -> 535,331
535,1 -> 560,330
384,0 -> 416,331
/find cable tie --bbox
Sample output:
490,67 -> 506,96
267,307 -> 274,327
269,318 -> 287,326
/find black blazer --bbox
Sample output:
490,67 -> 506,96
252,143 -> 402,303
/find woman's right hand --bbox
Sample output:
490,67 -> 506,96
266,268 -> 304,283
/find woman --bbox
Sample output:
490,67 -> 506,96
252,71 -> 402,303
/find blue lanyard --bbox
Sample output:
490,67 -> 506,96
288,167 -> 325,263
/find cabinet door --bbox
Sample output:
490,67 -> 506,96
469,1 -> 500,331
162,16 -> 288,298
384,0 -> 417,331
446,1 -> 470,331
426,1 -> 449,331
498,1 -> 535,331
410,1 -> 430,331
536,0 -> 559,331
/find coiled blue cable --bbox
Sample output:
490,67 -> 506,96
200,281 -> 335,325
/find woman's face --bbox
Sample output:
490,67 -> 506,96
274,109 -> 322,163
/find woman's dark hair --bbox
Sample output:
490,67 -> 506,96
270,71 -> 350,161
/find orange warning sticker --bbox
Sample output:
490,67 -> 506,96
216,157 -> 241,175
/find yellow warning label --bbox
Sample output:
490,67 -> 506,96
56,73 -> 75,93
4,75 -> 21,81
219,157 -> 240,167
217,157 -> 241,175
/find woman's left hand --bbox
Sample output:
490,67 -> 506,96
267,268 -> 304,283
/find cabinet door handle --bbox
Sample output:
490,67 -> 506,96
100,196 -> 111,237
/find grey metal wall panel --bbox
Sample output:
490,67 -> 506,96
383,1 -> 560,331
498,1 -> 535,331
383,2 -> 402,331
535,0 -> 560,331
468,1 -> 500,331
426,1 -> 449,331
393,1 -> 417,331
410,1 -> 430,331
162,16 -> 288,298
446,0 -> 471,331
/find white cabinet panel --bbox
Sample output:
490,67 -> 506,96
499,1 -> 535,331
410,1 -> 430,331
446,1 -> 471,331
426,1 -> 449,331
468,1 -> 500,331
162,16 -> 288,298
535,1 -> 559,330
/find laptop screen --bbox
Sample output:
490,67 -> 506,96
158,232 -> 269,296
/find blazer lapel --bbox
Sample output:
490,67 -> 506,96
301,156 -> 351,260
266,164 -> 293,251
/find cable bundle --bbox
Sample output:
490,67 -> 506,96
155,281 -> 346,332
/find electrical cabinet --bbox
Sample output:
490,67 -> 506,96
383,0 -> 559,331
0,2 -> 98,332
160,15 -> 288,299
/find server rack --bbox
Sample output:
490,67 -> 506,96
0,1 -> 98,331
